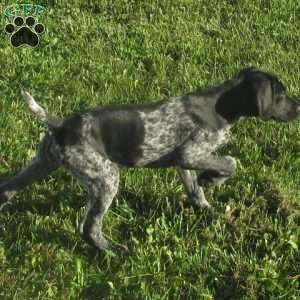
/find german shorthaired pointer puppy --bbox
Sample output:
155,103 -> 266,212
1,67 -> 299,254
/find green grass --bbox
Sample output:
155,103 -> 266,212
1,0 -> 300,299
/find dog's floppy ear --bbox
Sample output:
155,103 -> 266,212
238,69 -> 273,119
251,75 -> 273,119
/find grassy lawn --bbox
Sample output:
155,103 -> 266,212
1,0 -> 300,299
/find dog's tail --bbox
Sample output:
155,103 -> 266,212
21,91 -> 63,128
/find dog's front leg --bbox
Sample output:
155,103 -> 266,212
177,168 -> 211,208
177,154 -> 236,176
176,154 -> 236,207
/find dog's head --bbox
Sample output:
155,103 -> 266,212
216,67 -> 300,123
238,67 -> 300,122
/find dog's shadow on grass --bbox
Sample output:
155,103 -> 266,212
112,188 -> 218,252
1,175 -> 227,300
79,188 -> 221,299
80,282 -> 111,300
4,183 -> 221,252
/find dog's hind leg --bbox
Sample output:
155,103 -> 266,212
177,168 -> 211,208
0,133 -> 61,210
63,146 -> 123,254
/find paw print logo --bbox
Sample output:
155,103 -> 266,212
4,16 -> 45,48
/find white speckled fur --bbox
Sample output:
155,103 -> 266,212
138,97 -> 197,165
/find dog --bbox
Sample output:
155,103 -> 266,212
1,67 -> 299,254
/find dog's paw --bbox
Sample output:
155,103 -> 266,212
4,16 -> 45,48
225,156 -> 237,167
197,200 -> 211,209
223,156 -> 237,175
0,191 -> 15,211
188,190 -> 211,209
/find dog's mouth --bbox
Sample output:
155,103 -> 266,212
263,109 -> 300,122
272,114 -> 299,122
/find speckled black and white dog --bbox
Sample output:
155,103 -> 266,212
1,67 -> 299,254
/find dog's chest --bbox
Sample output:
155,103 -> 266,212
190,126 -> 231,153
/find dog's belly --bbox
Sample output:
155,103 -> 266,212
102,120 -> 195,167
